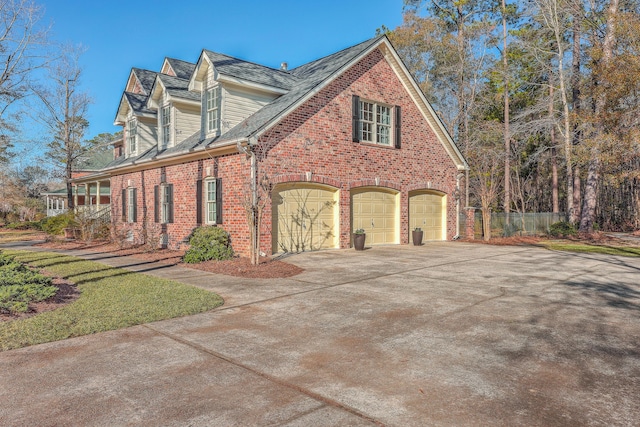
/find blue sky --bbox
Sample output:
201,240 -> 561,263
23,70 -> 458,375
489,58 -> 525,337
35,0 -> 404,142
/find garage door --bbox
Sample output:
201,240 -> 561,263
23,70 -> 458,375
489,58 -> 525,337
272,183 -> 338,253
351,188 -> 398,245
409,191 -> 446,241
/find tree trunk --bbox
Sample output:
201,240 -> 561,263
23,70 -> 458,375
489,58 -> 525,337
580,0 -> 619,233
482,207 -> 492,241
570,7 -> 582,223
551,147 -> 559,213
502,0 -> 510,225
549,84 -> 559,213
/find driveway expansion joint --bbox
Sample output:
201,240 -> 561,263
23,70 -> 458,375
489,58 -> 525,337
142,323 -> 385,427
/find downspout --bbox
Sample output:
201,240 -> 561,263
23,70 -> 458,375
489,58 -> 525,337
237,138 -> 258,263
454,173 -> 464,240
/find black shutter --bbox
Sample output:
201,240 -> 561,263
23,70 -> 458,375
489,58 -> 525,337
167,184 -> 174,224
215,178 -> 222,224
121,189 -> 126,221
395,105 -> 401,149
196,179 -> 203,225
154,185 -> 159,223
352,95 -> 360,142
132,188 -> 137,222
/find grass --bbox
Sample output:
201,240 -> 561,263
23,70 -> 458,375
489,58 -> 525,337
0,230 -> 44,244
0,250 -> 223,351
540,241 -> 640,257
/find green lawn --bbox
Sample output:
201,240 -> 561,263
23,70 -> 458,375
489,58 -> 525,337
0,230 -> 44,244
540,241 -> 640,257
0,250 -> 223,351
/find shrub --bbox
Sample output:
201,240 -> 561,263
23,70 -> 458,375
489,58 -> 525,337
183,226 -> 234,263
0,251 -> 56,314
5,221 -> 42,230
549,221 -> 577,237
41,212 -> 78,236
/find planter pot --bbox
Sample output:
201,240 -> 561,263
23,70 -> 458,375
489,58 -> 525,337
353,233 -> 366,251
63,228 -> 76,239
412,230 -> 424,246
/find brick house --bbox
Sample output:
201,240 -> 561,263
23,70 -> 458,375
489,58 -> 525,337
87,35 -> 468,256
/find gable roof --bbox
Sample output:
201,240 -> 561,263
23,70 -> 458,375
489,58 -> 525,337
130,68 -> 157,95
103,35 -> 467,172
164,58 -> 196,79
147,73 -> 201,106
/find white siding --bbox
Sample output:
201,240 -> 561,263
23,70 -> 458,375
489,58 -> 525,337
221,84 -> 277,132
137,117 -> 157,153
174,103 -> 201,144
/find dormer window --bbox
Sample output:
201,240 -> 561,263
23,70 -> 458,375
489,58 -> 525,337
127,119 -> 137,155
161,105 -> 171,148
206,86 -> 221,133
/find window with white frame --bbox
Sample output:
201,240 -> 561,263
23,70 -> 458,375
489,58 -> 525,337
206,86 -> 220,133
127,188 -> 136,223
127,118 -> 137,155
161,184 -> 172,223
205,179 -> 217,224
161,105 -> 171,148
359,100 -> 392,146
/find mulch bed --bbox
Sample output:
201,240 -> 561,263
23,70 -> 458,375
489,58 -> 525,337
35,239 -> 303,279
461,232 -> 636,247
0,276 -> 80,322
1,240 -> 302,321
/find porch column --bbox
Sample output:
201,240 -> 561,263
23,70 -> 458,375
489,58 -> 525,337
46,195 -> 50,215
96,181 -> 101,209
84,183 -> 89,206
74,185 -> 78,209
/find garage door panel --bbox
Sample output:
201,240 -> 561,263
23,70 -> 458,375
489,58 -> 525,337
410,192 -> 445,242
273,184 -> 338,253
351,189 -> 397,245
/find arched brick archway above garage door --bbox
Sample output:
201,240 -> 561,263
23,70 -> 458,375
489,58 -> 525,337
350,187 -> 399,246
409,190 -> 447,242
271,182 -> 339,254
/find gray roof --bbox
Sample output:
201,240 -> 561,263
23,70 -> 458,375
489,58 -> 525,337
132,68 -> 157,95
104,36 -> 385,171
204,50 -> 298,90
214,36 -> 382,143
125,92 -> 156,116
156,74 -> 201,102
165,58 -> 195,79
75,150 -> 115,171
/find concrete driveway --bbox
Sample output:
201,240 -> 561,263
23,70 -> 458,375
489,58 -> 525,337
0,242 -> 638,426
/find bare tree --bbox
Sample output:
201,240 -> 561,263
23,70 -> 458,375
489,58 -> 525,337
534,0 -> 576,222
0,0 -> 49,162
34,46 -> 91,209
579,0 -> 619,232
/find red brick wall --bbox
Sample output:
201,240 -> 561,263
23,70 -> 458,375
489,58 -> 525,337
256,48 -> 459,252
110,47 -> 461,256
110,155 -> 252,253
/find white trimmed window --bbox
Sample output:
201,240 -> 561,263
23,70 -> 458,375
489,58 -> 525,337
206,86 -> 220,133
127,188 -> 136,223
205,179 -> 217,224
161,185 -> 171,223
359,100 -> 392,146
161,105 -> 171,148
127,119 -> 137,155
